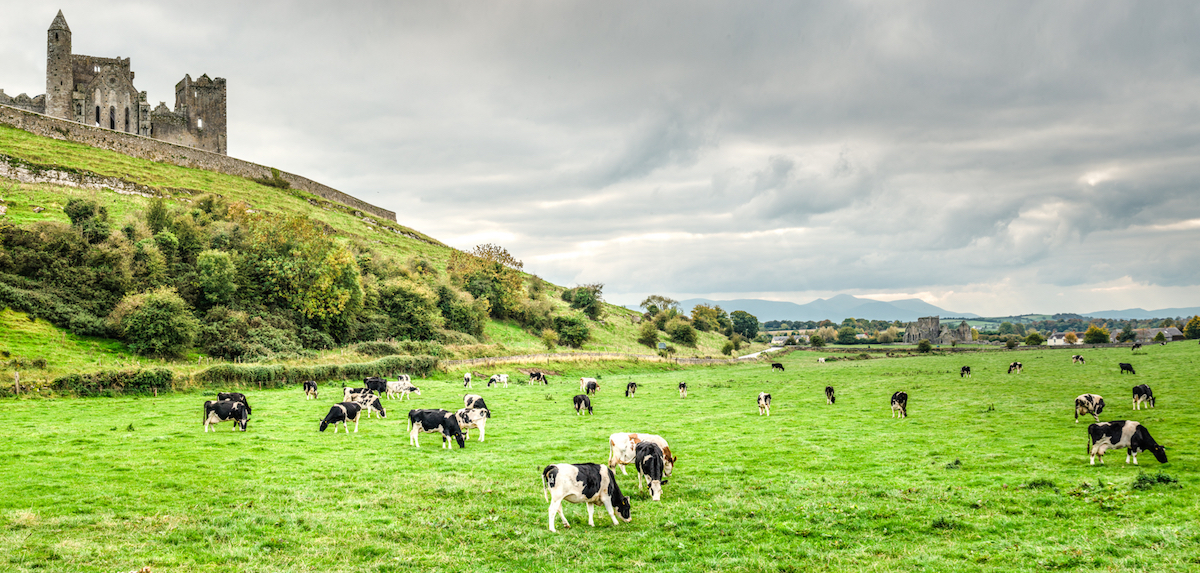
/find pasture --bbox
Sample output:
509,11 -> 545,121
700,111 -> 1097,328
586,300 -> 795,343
2,345 -> 1198,572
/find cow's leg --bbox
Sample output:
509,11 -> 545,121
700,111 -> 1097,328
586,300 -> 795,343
478,423 -> 485,442
586,502 -> 596,527
1128,449 -> 1137,465
603,498 -> 619,525
1093,413 -> 1099,423
637,469 -> 644,490
353,415 -> 360,433
410,426 -> 419,447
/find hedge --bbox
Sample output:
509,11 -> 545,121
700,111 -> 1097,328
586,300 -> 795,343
53,368 -> 174,396
194,355 -> 439,388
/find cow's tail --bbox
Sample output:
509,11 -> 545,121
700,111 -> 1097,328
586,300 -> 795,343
1086,431 -> 1092,455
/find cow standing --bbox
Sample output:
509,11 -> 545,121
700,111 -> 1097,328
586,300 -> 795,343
580,378 -> 599,394
634,441 -> 668,501
319,402 -> 363,433
386,378 -> 421,400
530,372 -> 548,385
303,380 -> 318,400
456,407 -> 491,442
542,463 -> 631,533
825,386 -> 836,405
771,363 -> 784,372
608,433 -> 676,477
463,373 -> 472,388
364,377 -> 388,394
1074,393 -> 1105,423
343,387 -> 373,403
891,392 -> 908,418
678,382 -> 687,398
1131,343 -> 1142,351
573,394 -> 593,415
348,393 -> 387,419
960,366 -> 971,378
464,394 -> 488,411
217,392 -> 251,416
1132,385 -> 1155,410
408,409 -> 466,448
1007,362 -> 1023,374
1119,363 -> 1136,375
1072,355 -> 1085,364
488,374 -> 509,388
1086,420 -> 1168,465
625,382 -> 637,397
203,400 -> 249,432
757,392 -> 771,416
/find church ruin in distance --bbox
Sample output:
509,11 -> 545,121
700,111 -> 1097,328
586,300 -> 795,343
903,316 -> 972,344
0,10 -> 226,154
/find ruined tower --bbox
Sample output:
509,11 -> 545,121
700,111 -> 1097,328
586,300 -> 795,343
45,10 -> 72,119
175,74 -> 227,154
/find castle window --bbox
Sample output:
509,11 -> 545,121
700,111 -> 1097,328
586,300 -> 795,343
197,117 -> 203,129
109,106 -> 116,130
93,65 -> 99,73
95,106 -> 100,125
125,108 -> 130,132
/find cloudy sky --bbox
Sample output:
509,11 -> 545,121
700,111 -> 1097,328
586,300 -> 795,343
3,1 -> 1199,316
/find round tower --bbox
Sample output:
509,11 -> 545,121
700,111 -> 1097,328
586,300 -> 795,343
45,10 -> 73,119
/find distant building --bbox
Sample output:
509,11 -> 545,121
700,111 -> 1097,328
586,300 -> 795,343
1135,327 -> 1184,342
903,316 -> 972,344
1047,332 -> 1078,346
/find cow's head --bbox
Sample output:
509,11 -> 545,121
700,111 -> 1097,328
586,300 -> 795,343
1094,399 -> 1105,416
319,420 -> 329,432
648,480 -> 662,501
371,398 -> 386,418
237,417 -> 248,431
1150,445 -> 1168,464
614,495 -> 632,521
452,431 -> 466,449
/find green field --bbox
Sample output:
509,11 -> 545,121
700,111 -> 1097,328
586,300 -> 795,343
2,344 -> 1197,572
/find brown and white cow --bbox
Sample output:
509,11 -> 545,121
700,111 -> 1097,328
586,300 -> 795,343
580,377 -> 599,394
542,463 -> 631,533
1075,394 -> 1105,423
608,433 -> 676,477
386,377 -> 420,400
757,392 -> 771,416
1086,420 -> 1167,465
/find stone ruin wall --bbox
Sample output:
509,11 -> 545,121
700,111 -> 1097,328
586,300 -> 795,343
903,316 -> 972,344
0,103 -> 396,222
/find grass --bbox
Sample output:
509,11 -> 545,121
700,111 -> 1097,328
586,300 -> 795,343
2,343 -> 1197,571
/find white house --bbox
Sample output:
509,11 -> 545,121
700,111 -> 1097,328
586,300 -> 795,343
1047,332 -> 1078,346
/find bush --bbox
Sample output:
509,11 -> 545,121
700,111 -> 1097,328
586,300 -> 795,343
247,326 -> 302,354
53,368 -> 173,396
1153,331 -> 1166,343
194,355 -> 438,388
665,318 -> 698,347
637,321 -> 659,348
355,341 -> 400,356
1005,337 -> 1018,349
553,316 -> 590,348
721,341 -> 734,355
561,283 -> 604,320
810,334 -> 825,348
1083,325 -> 1110,344
107,286 -> 200,358
435,284 -> 488,338
917,339 -> 933,352
299,326 -> 335,350
1024,332 -> 1046,346
541,328 -> 558,350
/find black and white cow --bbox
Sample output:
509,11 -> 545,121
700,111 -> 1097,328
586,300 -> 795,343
364,377 -> 388,394
1072,355 -> 1085,364
407,409 -> 466,448
825,386 -> 836,405
203,400 -> 249,432
771,362 -> 785,372
455,407 -> 491,442
757,392 -> 771,416
216,392 -> 251,415
542,463 -> 631,533
343,387 -> 373,403
1131,343 -> 1143,351
1086,420 -> 1168,465
634,441 -> 668,501
625,382 -> 637,397
1074,393 -> 1105,423
1119,363 -> 1136,375
530,371 -> 548,385
580,377 -> 599,394
303,380 -> 318,400
488,374 -> 509,388
1132,384 -> 1155,410
891,392 -> 908,418
319,402 -> 363,433
608,433 -> 676,477
464,394 -> 488,411
463,373 -> 472,388
386,378 -> 420,400
678,382 -> 687,398
573,394 -> 592,415
348,393 -> 387,419
1007,362 -> 1023,374
960,366 -> 971,378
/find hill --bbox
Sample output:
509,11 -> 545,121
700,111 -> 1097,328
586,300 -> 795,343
677,294 -> 979,321
1083,306 -> 1200,320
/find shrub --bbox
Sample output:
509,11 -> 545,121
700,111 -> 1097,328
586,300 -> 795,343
435,284 -> 487,338
64,198 -> 111,244
541,328 -> 558,350
810,334 -> 825,348
299,326 -> 334,350
355,341 -> 401,356
53,368 -> 173,396
195,355 -> 438,388
1005,338 -> 1018,349
107,286 -> 200,358
1083,325 -> 1110,344
561,283 -> 604,320
1025,332 -> 1046,346
247,326 -> 302,354
1153,331 -> 1166,343
665,318 -> 698,347
917,339 -> 933,352
553,316 -> 590,348
637,321 -> 659,348
721,341 -> 734,355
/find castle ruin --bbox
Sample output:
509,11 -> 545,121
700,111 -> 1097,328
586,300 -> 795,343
0,11 -> 226,154
903,316 -> 972,344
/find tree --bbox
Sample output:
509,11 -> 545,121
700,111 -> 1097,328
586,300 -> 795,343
1118,328 -> 1138,343
997,322 -> 1015,335
639,295 -> 679,316
666,318 -> 698,347
1064,332 -> 1078,344
379,280 -> 443,341
730,310 -> 759,339
145,197 -> 170,234
1025,332 -> 1046,346
196,249 -> 237,306
64,198 -> 111,244
553,316 -> 590,348
107,286 -> 200,358
971,328 -> 980,341
540,328 -> 558,350
447,243 -> 524,319
720,341 -> 734,355
691,304 -> 731,333
562,283 -> 605,320
1184,316 -> 1200,339
836,326 -> 858,345
1005,337 -> 1018,349
917,339 -> 933,352
1083,325 -> 1110,344
1153,331 -> 1167,343
810,334 -> 825,348
637,320 -> 659,348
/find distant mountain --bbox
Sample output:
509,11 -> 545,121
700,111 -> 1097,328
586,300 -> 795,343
675,295 -> 979,322
1083,307 -> 1200,320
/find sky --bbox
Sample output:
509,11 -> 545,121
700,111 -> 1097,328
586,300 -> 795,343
2,1 -> 1199,316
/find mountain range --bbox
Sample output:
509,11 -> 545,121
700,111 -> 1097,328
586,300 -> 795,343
1082,307 -> 1200,320
674,295 -> 980,322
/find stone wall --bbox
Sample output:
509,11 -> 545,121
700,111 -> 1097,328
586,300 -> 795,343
0,103 -> 396,221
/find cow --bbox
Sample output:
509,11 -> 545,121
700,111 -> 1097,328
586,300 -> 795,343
488,374 -> 509,388
960,366 -> 971,378
608,433 -> 676,477
1086,420 -> 1168,465
825,386 -> 836,405
1074,393 -> 1105,423
463,373 -> 472,388
303,380 -> 318,400
1007,362 -> 1023,374
771,362 -> 785,372
407,409 -> 466,449
757,392 -> 771,416
634,441 -> 668,501
455,407 -> 491,441
580,378 -> 599,394
678,382 -> 687,398
464,394 -> 488,411
625,382 -> 637,397
1119,363 -> 1136,375
1072,355 -> 1085,364
891,392 -> 908,418
348,393 -> 387,419
1132,384 -> 1155,410
319,402 -> 363,433
203,400 -> 249,432
1131,343 -> 1142,351
573,394 -> 592,415
343,387 -> 373,403
216,392 -> 251,415
386,379 -> 421,400
530,371 -> 548,385
364,377 -> 388,394
542,463 -> 631,533
818,357 -> 826,363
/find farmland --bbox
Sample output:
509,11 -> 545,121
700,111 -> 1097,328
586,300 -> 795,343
1,344 -> 1198,572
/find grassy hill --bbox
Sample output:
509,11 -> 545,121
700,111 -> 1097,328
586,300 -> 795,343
0,124 -> 761,387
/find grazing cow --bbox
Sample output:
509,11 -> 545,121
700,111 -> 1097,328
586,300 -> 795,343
463,373 -> 472,388
678,382 -> 688,398
319,402 -> 363,433
217,392 -> 251,415
455,407 -> 491,441
386,379 -> 421,400
203,400 -> 249,432
1131,343 -> 1142,351
1132,384 -> 1155,410
1007,362 -> 1023,374
464,394 -> 488,411
407,409 -> 466,448
303,380 -> 318,400
960,366 -> 971,378
625,382 -> 637,397
818,357 -> 826,363
608,433 -> 676,477
771,362 -> 785,372
573,394 -> 593,415
1074,394 -> 1105,423
757,392 -> 771,416
580,378 -> 599,394
348,393 -> 387,419
343,387 -> 373,403
542,463 -> 631,533
825,386 -> 836,405
364,377 -> 388,394
1087,420 -> 1168,465
891,392 -> 908,418
1072,355 -> 1085,364
488,374 -> 509,388
1119,363 -> 1136,375
530,371 -> 548,385
634,441 -> 668,501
